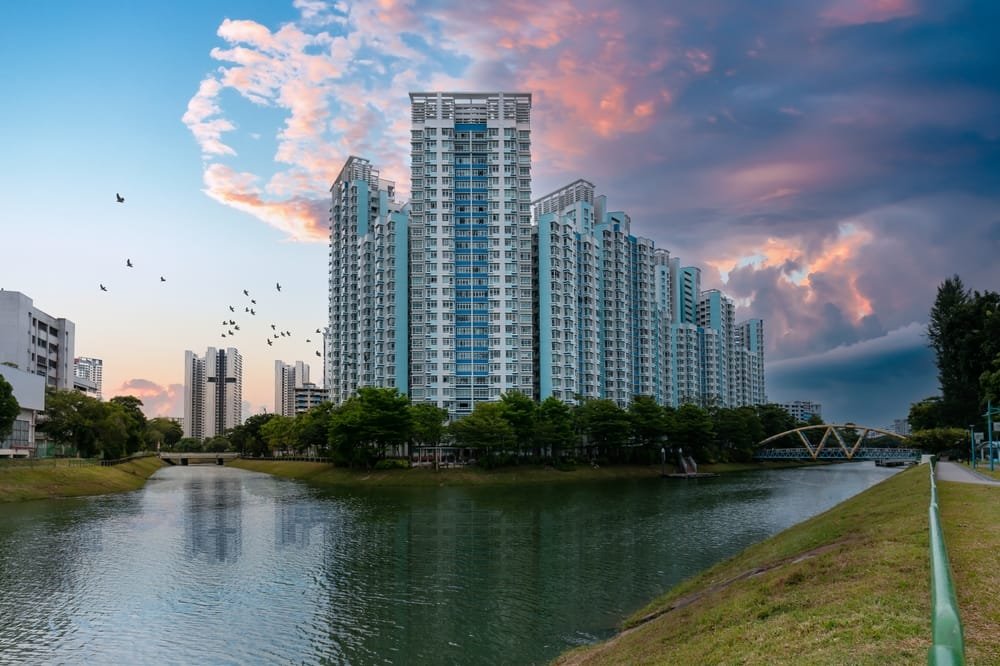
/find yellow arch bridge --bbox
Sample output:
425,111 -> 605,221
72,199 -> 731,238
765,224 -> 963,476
755,424 -> 921,461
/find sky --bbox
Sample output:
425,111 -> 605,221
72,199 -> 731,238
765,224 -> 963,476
1,0 -> 997,426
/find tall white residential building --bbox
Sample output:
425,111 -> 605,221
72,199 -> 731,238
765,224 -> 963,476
294,383 -> 328,414
0,291 -> 75,390
328,156 -> 410,404
274,360 -> 310,417
74,356 -> 103,399
779,400 -> 822,422
183,347 -> 242,440
408,92 -> 534,417
734,320 -> 766,406
697,290 -> 736,407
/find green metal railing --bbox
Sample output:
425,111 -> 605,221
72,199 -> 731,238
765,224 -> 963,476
928,461 -> 965,665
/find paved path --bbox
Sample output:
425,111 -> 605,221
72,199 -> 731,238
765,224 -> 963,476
936,461 -> 1000,486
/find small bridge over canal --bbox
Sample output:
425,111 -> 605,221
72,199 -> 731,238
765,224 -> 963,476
754,424 -> 921,462
159,452 -> 240,466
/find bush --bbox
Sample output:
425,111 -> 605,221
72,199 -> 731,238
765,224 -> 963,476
374,458 -> 411,470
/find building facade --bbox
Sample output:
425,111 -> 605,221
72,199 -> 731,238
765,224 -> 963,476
779,400 -> 822,422
328,156 -> 409,405
0,364 -> 45,457
294,383 -> 328,414
73,356 -> 103,399
408,91 -> 534,417
274,360 -> 310,417
183,347 -> 242,440
0,291 -> 75,391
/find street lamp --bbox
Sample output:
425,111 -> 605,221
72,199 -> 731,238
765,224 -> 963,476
969,425 -> 976,469
985,400 -> 1000,472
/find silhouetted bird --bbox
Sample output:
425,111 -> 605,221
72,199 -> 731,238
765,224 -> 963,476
280,332 -> 286,337
267,339 -> 273,346
222,320 -> 228,325
315,351 -> 321,357
126,259 -> 133,268
99,284 -> 108,292
250,309 -> 255,315
228,330 -> 233,335
116,193 -> 124,203
245,307 -> 249,313
315,328 -> 321,334
285,330 -> 291,336
276,282 -> 282,291
271,324 -> 276,330
235,325 -> 240,331
229,320 -> 235,325
251,299 -> 256,304
229,306 -> 235,312
306,338 -> 311,343
160,276 -> 166,282
243,289 -> 249,296
221,333 -> 226,338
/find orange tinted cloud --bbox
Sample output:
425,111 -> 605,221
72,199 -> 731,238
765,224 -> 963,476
821,0 -> 917,26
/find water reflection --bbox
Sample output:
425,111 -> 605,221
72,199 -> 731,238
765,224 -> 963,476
0,462 -> 900,665
184,471 -> 242,563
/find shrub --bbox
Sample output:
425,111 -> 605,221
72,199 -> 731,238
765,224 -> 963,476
374,458 -> 411,470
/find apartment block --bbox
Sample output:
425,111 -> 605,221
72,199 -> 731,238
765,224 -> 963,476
74,356 -> 103,399
275,360 -> 310,417
0,291 -> 75,390
780,400 -> 822,422
183,347 -> 242,440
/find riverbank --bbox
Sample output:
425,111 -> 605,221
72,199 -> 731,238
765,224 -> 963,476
554,466 -> 1000,665
227,458 -> 826,487
0,456 -> 165,502
555,465 -> 932,665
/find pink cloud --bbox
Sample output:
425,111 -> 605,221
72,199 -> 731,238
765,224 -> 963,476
112,379 -> 184,418
821,0 -> 917,26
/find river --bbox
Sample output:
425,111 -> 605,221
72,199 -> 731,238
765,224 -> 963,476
0,463 -> 899,665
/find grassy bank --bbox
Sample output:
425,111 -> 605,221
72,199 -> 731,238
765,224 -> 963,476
228,458 -> 823,487
555,465 -> 932,665
0,456 -> 165,502
961,461 -> 1000,480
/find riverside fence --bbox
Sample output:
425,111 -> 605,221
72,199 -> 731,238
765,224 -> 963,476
928,460 -> 965,665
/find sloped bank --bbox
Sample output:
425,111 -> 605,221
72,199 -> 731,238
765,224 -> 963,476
0,456 -> 165,502
554,465 -> 931,665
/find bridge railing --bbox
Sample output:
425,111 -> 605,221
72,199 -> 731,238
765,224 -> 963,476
754,447 -> 922,460
928,460 -> 965,665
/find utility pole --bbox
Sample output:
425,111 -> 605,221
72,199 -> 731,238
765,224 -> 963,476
969,425 -> 976,469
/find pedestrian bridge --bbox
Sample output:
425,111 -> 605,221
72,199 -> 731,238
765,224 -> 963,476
159,452 -> 240,466
754,424 -> 921,461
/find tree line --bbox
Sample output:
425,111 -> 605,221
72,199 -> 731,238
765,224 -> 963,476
908,275 -> 1000,454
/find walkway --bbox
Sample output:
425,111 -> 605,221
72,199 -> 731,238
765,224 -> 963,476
935,461 -> 1000,486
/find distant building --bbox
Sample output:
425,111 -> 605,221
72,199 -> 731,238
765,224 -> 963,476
892,419 -> 911,436
275,360 -> 311,417
780,400 -> 822,422
0,364 -> 45,457
294,382 -> 328,415
73,356 -> 103,399
0,291 -> 76,390
183,347 -> 243,440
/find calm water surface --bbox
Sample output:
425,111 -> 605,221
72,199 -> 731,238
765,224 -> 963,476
0,463 -> 899,664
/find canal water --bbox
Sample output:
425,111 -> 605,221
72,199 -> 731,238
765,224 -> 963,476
0,464 -> 899,665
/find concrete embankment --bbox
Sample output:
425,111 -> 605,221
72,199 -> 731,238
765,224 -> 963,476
0,456 -> 165,502
555,465 -> 933,665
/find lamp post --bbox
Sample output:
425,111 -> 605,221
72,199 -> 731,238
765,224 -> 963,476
970,425 -> 976,469
985,400 -> 1000,472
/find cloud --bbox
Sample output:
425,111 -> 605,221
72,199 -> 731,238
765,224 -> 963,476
820,0 -> 918,26
112,379 -> 184,418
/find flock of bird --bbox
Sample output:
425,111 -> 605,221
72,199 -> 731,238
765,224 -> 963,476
102,193 -> 324,357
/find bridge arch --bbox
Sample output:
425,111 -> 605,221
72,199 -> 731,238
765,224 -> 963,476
755,424 -> 918,461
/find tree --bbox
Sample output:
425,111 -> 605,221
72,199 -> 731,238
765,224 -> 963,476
909,396 -> 946,431
261,415 -> 298,455
535,396 -> 575,460
909,428 -> 968,456
757,404 -> 796,439
448,402 -> 513,460
499,391 -> 537,454
629,395 -> 669,450
37,388 -> 101,457
174,437 -> 203,452
296,402 -> 334,455
712,406 -> 764,462
410,403 -> 448,452
228,413 -> 278,457
576,399 -> 631,460
671,403 -> 715,463
146,417 -> 183,451
328,388 -> 412,466
203,435 -> 231,453
0,375 -> 18,442
109,395 -> 148,455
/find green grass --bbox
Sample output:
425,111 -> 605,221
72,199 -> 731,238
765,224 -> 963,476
961,461 -> 1000,480
0,457 -> 165,502
227,458 -> 825,487
554,465 -> 932,665
937,481 -> 1000,664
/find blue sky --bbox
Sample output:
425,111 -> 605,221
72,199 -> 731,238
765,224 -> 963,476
1,0 -> 997,424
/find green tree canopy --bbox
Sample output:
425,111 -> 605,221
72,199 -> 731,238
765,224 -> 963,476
328,387 -> 411,465
410,402 -> 448,449
671,403 -> 715,462
146,417 -> 183,450
756,404 -> 797,439
499,391 -> 537,452
628,395 -> 669,449
109,395 -> 148,455
0,375 -> 18,441
535,396 -> 575,458
448,402 -> 513,454
228,413 -> 278,457
577,399 -> 631,457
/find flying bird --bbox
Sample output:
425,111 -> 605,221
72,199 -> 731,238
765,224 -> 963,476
222,320 -> 228,325
245,307 -> 249,313
229,320 -> 235,325
229,306 -> 235,312
160,276 -> 166,282
315,328 -> 321,334
306,339 -> 311,343
221,333 -> 227,338
250,308 -> 255,315
116,193 -> 124,203
126,259 -> 133,268
228,330 -> 234,335
99,284 -> 107,292
243,289 -> 249,296
234,325 -> 240,331
279,332 -> 286,337
267,339 -> 273,346
251,299 -> 256,304
315,351 -> 321,357
276,282 -> 281,292
273,334 -> 279,339
270,324 -> 276,330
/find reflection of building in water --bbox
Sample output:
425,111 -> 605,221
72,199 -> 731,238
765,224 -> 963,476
275,501 -> 326,549
184,474 -> 242,563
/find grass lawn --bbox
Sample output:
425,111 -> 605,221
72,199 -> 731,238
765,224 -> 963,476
961,461 -> 1000,481
0,456 -> 165,502
553,465 -> 932,665
937,481 -> 1000,664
